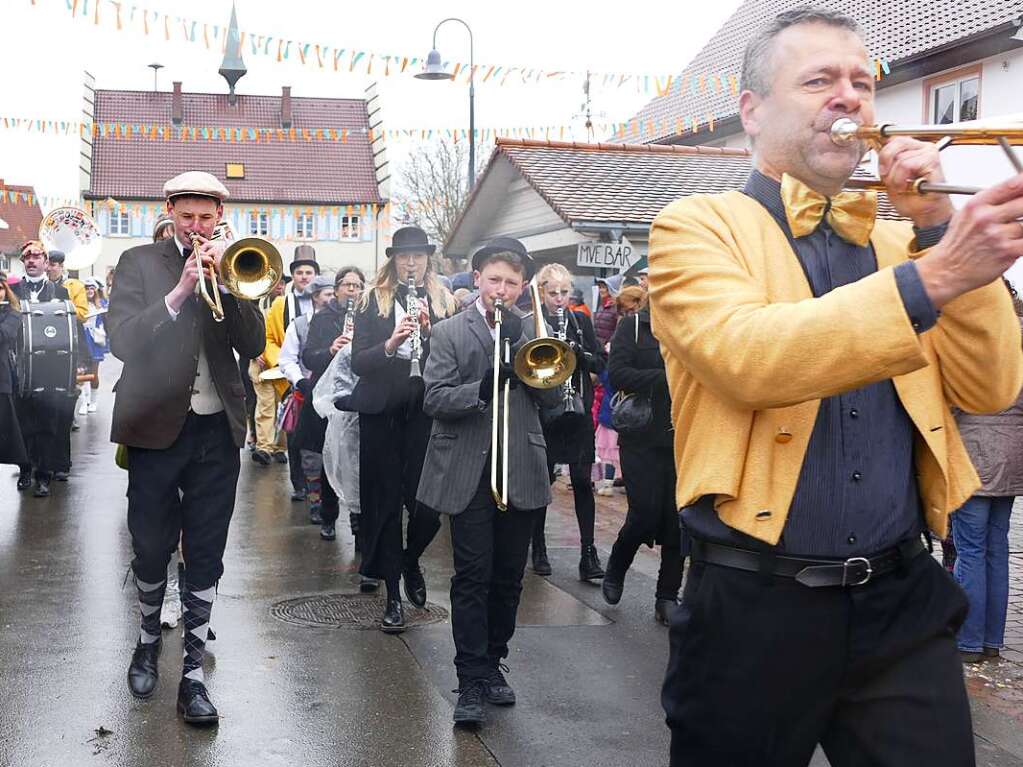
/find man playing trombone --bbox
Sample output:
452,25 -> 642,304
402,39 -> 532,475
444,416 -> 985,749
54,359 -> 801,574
417,238 -> 560,727
107,171 -> 265,726
650,7 -> 1023,766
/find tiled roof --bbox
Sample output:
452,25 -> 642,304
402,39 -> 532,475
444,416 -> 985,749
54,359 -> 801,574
495,139 -> 754,224
0,181 -> 42,256
622,0 -> 1023,143
88,89 -> 382,204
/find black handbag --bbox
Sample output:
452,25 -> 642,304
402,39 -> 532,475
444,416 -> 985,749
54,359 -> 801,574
610,316 -> 653,433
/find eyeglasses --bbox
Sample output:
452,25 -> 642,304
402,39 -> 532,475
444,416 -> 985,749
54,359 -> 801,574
339,282 -> 364,290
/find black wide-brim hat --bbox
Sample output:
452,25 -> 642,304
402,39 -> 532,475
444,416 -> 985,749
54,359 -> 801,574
470,237 -> 536,281
386,226 -> 436,258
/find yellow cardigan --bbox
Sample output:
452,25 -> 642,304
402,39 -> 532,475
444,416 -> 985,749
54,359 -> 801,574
648,190 -> 1023,545
262,294 -> 290,398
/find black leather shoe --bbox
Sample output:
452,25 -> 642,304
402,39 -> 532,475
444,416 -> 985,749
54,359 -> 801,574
380,598 -> 405,634
127,640 -> 161,699
655,598 -> 679,626
601,573 -> 624,605
320,523 -> 336,541
579,545 -> 605,582
53,471 -> 70,482
251,450 -> 272,466
531,542 -> 552,576
16,471 -> 32,491
309,507 -> 323,525
360,576 -> 380,593
177,679 -> 220,725
484,665 -> 516,706
453,679 -> 487,725
402,558 -> 427,608
32,479 -> 51,498
273,451 -> 288,464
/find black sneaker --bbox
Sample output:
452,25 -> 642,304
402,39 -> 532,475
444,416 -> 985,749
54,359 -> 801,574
309,507 -> 324,525
251,450 -> 272,466
32,479 -> 51,498
484,664 -> 516,706
453,679 -> 487,725
320,523 -> 336,541
273,451 -> 288,464
53,471 -> 70,482
16,470 -> 32,491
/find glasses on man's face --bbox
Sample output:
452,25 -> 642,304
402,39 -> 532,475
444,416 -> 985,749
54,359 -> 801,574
339,282 -> 363,290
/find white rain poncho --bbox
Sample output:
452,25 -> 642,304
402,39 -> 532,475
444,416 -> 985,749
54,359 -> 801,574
312,343 -> 360,515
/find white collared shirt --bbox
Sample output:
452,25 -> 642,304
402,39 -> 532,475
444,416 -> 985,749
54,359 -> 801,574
476,298 -> 498,341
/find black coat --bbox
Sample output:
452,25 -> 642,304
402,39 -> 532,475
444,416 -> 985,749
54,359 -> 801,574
303,298 -> 352,382
541,308 -> 605,465
348,288 -> 443,415
608,309 -> 672,447
0,309 -> 22,396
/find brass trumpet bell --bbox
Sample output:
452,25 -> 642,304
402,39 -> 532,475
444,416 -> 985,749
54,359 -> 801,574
219,237 -> 283,301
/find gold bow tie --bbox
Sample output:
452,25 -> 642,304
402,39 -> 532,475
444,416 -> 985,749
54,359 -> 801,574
780,173 -> 877,247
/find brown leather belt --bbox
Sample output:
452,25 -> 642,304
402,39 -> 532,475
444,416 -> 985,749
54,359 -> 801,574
690,537 -> 926,588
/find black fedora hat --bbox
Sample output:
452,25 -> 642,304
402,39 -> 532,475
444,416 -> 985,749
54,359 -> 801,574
386,226 -> 436,258
471,237 -> 536,280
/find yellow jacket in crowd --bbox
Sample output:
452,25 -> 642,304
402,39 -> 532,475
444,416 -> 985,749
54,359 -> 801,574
648,190 -> 1023,545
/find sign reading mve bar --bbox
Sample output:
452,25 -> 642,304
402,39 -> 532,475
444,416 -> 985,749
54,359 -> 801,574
576,237 -> 637,270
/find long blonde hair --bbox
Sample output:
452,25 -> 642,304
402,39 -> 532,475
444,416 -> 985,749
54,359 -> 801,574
361,256 -> 455,319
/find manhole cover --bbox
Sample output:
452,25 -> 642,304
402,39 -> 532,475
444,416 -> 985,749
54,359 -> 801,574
271,593 -> 448,629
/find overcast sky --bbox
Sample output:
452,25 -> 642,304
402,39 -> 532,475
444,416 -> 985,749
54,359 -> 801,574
0,0 -> 743,208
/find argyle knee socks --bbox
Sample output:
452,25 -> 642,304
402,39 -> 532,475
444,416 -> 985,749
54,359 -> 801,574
181,584 -> 216,682
136,577 -> 166,645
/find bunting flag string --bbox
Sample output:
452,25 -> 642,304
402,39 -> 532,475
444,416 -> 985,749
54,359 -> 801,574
0,114 -> 736,144
25,0 -> 896,92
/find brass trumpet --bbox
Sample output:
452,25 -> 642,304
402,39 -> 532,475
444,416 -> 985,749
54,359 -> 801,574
832,117 -> 1023,196
190,223 -> 283,322
490,282 -> 576,511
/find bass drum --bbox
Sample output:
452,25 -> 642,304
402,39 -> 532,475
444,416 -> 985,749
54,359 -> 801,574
18,300 -> 78,396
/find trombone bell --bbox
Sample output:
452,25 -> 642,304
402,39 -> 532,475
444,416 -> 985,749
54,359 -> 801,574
220,238 -> 284,301
512,282 -> 576,389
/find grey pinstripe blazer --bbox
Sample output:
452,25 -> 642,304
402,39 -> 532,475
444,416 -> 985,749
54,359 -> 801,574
416,306 -> 560,515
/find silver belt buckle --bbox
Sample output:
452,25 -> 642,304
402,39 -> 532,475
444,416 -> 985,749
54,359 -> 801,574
842,556 -> 872,586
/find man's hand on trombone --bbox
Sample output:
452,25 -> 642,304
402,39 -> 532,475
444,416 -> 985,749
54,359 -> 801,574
878,138 -> 955,228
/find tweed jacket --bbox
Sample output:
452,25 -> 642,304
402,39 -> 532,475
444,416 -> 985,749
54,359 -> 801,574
107,236 -> 266,449
417,306 -> 561,515
648,190 -> 1023,544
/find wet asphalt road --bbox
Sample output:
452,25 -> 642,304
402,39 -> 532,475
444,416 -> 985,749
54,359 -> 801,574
4,367 -> 1023,766
0,370 -> 675,767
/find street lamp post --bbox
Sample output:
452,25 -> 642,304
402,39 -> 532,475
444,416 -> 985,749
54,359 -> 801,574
415,18 -> 476,190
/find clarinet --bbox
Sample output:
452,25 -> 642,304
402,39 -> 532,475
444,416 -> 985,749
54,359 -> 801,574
407,275 -> 422,379
343,297 -> 355,338
556,306 -> 576,407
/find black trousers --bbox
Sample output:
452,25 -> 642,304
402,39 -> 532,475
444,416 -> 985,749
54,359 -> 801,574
608,442 -> 682,601
534,460 -> 595,547
358,408 -> 440,583
15,393 -> 63,478
664,542 -> 974,767
320,464 -> 340,525
237,356 -> 256,436
56,393 -> 75,472
286,431 -> 304,493
126,411 -> 240,591
450,468 -> 540,681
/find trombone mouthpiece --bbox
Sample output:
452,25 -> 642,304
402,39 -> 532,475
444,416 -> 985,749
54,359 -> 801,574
830,118 -> 861,145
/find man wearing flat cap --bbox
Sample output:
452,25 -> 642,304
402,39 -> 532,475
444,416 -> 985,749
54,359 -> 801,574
107,170 -> 265,725
417,237 -> 560,727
